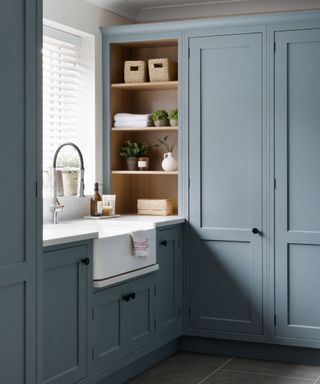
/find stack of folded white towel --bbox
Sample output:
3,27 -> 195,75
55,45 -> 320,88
114,113 -> 153,128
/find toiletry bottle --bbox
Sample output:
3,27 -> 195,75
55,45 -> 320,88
90,182 -> 103,216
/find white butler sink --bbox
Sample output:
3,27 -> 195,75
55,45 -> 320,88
93,224 -> 157,288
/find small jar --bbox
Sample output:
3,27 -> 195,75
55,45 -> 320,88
102,206 -> 112,216
138,157 -> 149,171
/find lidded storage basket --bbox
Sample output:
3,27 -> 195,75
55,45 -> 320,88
148,58 -> 177,82
124,60 -> 147,83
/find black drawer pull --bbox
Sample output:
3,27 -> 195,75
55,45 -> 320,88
122,292 -> 136,302
81,258 -> 90,266
160,240 -> 167,247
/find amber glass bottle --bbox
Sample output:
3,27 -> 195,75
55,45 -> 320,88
90,182 -> 102,216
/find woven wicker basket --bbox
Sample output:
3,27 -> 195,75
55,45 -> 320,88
124,60 -> 147,83
148,58 -> 177,82
137,199 -> 173,216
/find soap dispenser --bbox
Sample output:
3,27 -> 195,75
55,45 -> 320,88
90,182 -> 102,216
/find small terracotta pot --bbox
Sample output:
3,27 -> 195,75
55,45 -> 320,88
126,157 -> 138,171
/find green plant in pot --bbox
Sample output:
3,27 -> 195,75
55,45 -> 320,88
168,109 -> 178,127
120,140 -> 148,171
151,109 -> 169,127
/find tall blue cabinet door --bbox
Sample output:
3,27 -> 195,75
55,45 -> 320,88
43,245 -> 88,384
274,29 -> 320,341
0,1 -> 39,383
189,33 -> 263,334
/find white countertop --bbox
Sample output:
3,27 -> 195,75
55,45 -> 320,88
43,215 -> 185,247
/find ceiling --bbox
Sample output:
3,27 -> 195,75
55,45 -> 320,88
86,0 -> 320,22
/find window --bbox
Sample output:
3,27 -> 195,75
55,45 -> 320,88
43,24 -> 94,197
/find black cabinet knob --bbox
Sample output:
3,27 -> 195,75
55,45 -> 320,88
130,292 -> 136,300
122,294 -> 130,302
81,257 -> 90,265
160,240 -> 167,247
123,292 -> 136,302
252,228 -> 261,235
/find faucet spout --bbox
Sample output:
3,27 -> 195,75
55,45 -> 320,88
51,142 -> 85,224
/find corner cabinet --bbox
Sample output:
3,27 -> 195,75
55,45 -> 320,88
42,242 -> 92,384
156,225 -> 183,339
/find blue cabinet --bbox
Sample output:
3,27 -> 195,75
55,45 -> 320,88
43,243 -> 91,384
274,28 -> 320,345
188,32 -> 264,335
92,274 -> 156,372
0,1 -> 40,383
156,226 -> 182,339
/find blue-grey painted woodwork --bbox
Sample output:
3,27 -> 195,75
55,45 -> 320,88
0,1 -> 40,383
156,226 -> 182,339
92,274 -> 156,372
43,244 -> 90,384
274,29 -> 320,341
189,33 -> 263,334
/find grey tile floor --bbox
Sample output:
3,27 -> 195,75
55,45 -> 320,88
126,353 -> 320,384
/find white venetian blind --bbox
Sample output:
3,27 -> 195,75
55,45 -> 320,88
42,26 -> 82,170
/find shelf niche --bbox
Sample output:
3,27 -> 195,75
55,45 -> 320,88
110,39 -> 179,215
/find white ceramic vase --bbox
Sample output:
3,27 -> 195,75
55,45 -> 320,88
162,152 -> 178,172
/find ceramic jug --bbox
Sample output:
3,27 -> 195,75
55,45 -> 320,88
162,152 -> 178,171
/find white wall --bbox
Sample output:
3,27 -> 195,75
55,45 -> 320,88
43,0 -> 132,188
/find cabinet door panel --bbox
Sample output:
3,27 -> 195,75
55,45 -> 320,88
124,275 -> 156,353
157,227 -> 182,338
43,245 -> 88,384
275,29 -> 320,340
0,1 -> 38,383
189,33 -> 263,334
92,286 -> 124,371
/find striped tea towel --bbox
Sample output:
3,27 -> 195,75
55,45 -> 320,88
130,229 -> 152,258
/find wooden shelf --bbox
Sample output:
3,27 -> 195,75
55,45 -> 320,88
112,126 -> 178,132
111,81 -> 178,91
112,170 -> 178,175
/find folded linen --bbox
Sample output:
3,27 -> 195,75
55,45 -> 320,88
114,113 -> 152,121
130,229 -> 153,258
114,121 -> 153,128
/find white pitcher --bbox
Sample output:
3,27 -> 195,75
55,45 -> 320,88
162,152 -> 178,171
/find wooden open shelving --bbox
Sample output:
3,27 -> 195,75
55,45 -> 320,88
112,126 -> 178,132
109,39 -> 179,214
112,170 -> 178,175
111,81 -> 178,91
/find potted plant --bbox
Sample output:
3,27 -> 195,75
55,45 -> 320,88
154,136 -> 178,172
120,140 -> 148,171
168,109 -> 178,126
151,109 -> 169,127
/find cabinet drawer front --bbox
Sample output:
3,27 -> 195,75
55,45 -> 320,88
189,33 -> 263,335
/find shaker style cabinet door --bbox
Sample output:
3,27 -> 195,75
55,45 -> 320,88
43,245 -> 89,384
0,1 -> 39,383
189,33 -> 263,335
274,29 -> 320,342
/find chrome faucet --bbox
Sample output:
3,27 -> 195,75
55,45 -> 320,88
51,142 -> 85,224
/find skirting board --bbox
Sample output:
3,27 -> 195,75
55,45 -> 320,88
96,340 -> 179,384
179,336 -> 320,366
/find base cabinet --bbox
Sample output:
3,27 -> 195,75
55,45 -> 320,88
43,243 -> 91,384
92,274 -> 156,372
156,226 -> 182,339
